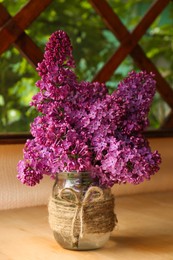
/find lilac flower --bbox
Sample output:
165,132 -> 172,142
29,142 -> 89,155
115,71 -> 156,134
17,160 -> 43,186
17,30 -> 161,187
90,135 -> 161,188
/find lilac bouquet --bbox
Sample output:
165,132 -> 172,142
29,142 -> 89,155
17,30 -> 161,188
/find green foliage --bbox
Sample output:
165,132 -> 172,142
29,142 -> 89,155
0,0 -> 172,132
0,47 -> 38,132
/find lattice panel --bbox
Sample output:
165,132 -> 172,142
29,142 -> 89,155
0,0 -> 172,131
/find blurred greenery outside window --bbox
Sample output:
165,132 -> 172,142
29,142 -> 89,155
0,0 -> 173,133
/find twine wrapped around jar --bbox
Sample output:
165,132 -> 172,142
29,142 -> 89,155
48,186 -> 117,247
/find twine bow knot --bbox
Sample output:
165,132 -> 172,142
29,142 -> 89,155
58,186 -> 104,246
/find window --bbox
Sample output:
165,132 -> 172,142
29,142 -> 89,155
0,0 -> 173,142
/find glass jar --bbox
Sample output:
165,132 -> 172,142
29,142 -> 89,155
48,172 -> 116,250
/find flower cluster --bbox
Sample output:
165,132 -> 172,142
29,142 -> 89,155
17,30 -> 161,188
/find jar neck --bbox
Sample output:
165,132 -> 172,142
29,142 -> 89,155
53,171 -> 93,195
57,171 -> 91,181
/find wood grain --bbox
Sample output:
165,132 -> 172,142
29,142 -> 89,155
0,191 -> 173,259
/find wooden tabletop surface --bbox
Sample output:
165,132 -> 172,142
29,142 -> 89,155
0,191 -> 173,260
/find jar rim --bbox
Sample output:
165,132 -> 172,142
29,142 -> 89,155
56,171 -> 91,180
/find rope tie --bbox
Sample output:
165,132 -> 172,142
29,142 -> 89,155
48,186 -> 116,247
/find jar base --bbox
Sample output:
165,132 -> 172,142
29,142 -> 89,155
53,231 -> 110,251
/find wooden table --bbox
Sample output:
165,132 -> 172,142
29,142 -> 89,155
0,191 -> 173,260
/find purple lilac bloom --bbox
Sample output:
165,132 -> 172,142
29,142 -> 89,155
115,71 -> 156,134
90,135 -> 161,188
17,30 -> 161,187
